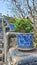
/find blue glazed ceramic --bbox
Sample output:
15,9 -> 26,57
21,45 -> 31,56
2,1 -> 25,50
9,24 -> 15,31
17,33 -> 34,48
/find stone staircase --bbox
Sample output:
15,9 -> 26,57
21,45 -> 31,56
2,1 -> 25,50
0,26 -> 4,65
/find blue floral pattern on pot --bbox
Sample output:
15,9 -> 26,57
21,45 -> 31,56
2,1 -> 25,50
17,33 -> 34,48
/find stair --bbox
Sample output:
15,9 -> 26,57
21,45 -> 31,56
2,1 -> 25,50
0,26 -> 4,65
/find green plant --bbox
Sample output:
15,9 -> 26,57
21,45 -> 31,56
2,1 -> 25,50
14,18 -> 34,33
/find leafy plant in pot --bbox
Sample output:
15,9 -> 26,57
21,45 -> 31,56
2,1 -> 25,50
14,18 -> 34,49
14,18 -> 34,33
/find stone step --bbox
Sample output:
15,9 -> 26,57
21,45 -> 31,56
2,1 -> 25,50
0,54 -> 3,57
0,50 -> 3,54
0,61 -> 3,63
0,43 -> 3,44
0,45 -> 3,48
0,48 -> 3,50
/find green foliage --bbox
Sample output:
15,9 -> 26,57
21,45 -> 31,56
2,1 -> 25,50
14,18 -> 34,33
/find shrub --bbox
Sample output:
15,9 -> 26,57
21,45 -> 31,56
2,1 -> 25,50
14,18 -> 34,33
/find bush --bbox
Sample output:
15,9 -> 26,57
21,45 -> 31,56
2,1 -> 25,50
14,18 -> 34,33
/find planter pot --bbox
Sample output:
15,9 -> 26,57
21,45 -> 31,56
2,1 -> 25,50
16,33 -> 34,49
9,24 -> 15,31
